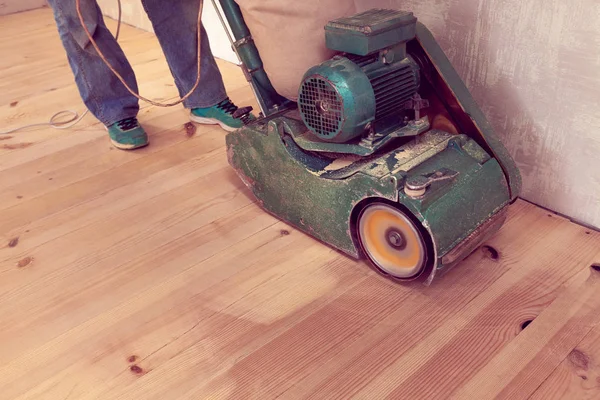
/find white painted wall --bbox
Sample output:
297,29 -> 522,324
202,0 -> 238,64
96,0 -> 153,32
0,0 -> 46,15
354,0 -> 600,229
96,0 -> 238,64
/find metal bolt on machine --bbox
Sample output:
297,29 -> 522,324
214,1 -> 521,284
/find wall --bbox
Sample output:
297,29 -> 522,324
353,0 -> 600,229
96,0 -> 153,32
96,0 -> 238,64
0,0 -> 46,15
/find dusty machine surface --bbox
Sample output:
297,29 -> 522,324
215,2 -> 521,284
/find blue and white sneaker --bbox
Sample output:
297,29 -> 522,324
106,117 -> 149,150
190,97 -> 255,132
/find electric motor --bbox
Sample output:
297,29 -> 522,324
298,9 -> 421,143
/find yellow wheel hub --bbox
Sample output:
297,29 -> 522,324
358,203 -> 426,279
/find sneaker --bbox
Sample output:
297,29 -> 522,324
190,97 -> 255,132
106,117 -> 149,150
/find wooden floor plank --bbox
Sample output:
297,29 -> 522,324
530,323 -> 600,400
459,265 -> 600,399
1,8 -> 599,400
274,205 -> 598,400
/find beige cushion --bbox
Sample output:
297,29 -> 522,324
236,0 -> 357,101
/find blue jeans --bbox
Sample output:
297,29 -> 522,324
47,0 -> 228,126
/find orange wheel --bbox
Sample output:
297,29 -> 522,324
431,114 -> 459,134
358,203 -> 427,279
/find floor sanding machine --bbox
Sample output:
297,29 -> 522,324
214,1 -> 521,284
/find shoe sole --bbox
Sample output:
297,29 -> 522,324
104,126 -> 148,150
110,139 -> 148,150
189,114 -> 238,133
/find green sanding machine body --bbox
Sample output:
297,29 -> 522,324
217,4 -> 521,284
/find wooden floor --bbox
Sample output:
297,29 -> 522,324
1,9 -> 600,400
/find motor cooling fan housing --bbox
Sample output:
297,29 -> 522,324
298,58 -> 376,143
298,9 -> 421,144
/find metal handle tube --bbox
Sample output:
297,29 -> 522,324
211,0 -> 267,114
215,0 -> 291,116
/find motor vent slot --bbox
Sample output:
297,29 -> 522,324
372,63 -> 419,119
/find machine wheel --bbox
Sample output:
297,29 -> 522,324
357,202 -> 428,280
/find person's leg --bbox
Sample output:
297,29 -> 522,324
47,0 -> 148,149
140,0 -> 226,108
141,0 -> 254,131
